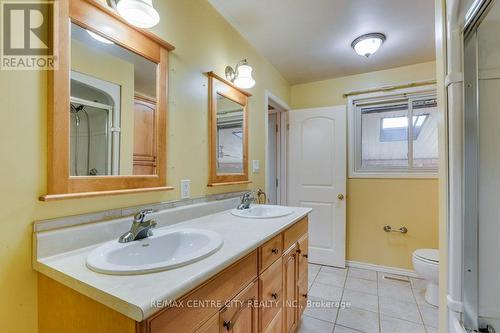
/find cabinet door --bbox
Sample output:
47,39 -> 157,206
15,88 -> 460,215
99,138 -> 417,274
262,310 -> 282,333
133,97 -> 156,175
259,258 -> 283,332
282,244 -> 298,333
297,234 -> 308,319
297,234 -> 308,283
219,280 -> 258,333
195,313 -> 219,333
297,278 -> 308,318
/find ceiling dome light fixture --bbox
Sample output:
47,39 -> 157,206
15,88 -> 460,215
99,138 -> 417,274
116,0 -> 160,29
225,59 -> 256,89
351,33 -> 386,58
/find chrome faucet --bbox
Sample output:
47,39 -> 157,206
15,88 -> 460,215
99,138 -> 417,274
237,191 -> 255,210
118,209 -> 157,243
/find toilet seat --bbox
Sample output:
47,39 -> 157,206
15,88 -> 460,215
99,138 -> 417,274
413,249 -> 439,265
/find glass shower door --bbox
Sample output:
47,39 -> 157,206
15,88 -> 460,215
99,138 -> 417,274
463,0 -> 500,331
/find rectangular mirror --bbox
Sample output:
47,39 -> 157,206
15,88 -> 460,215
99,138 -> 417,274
42,0 -> 174,200
70,22 -> 157,176
207,72 -> 251,186
216,93 -> 244,174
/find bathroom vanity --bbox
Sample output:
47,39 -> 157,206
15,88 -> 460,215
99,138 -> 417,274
34,200 -> 311,333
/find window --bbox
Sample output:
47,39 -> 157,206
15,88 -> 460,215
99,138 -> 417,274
348,87 -> 438,177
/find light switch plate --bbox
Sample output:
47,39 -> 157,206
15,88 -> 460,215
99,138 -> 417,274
252,160 -> 260,173
180,179 -> 191,199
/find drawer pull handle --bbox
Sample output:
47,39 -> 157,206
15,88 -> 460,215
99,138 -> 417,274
271,248 -> 279,254
303,254 -> 308,258
296,249 -> 302,254
223,320 -> 233,330
271,292 -> 278,300
302,293 -> 308,298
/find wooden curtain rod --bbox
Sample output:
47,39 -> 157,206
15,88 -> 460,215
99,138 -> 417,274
342,79 -> 437,98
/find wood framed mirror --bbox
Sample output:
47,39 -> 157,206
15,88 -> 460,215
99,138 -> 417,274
207,72 -> 251,187
41,0 -> 175,201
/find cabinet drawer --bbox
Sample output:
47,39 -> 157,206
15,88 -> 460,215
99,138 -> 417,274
262,310 -> 282,333
283,217 -> 308,251
259,258 -> 283,331
258,234 -> 283,273
145,251 -> 258,333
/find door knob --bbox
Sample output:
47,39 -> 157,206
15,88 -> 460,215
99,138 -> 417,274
337,194 -> 345,200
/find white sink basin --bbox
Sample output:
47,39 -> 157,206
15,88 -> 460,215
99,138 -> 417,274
231,205 -> 294,219
86,228 -> 223,275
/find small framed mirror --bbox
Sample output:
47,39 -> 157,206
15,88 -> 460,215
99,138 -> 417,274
42,0 -> 174,200
207,72 -> 251,186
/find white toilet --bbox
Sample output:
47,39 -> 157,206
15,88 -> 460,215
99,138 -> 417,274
412,249 -> 439,307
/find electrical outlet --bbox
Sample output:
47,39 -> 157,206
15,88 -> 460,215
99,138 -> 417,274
180,179 -> 191,199
252,160 -> 260,173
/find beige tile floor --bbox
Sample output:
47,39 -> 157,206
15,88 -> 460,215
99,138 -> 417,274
298,264 -> 439,333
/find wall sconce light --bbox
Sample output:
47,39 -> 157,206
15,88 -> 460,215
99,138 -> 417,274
109,0 -> 160,29
225,59 -> 256,89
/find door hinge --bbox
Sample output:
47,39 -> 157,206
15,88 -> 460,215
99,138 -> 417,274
287,124 -> 290,130
276,178 -> 279,188
276,124 -> 279,133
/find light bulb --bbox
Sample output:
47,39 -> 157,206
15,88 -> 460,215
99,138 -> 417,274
234,64 -> 255,89
116,0 -> 160,29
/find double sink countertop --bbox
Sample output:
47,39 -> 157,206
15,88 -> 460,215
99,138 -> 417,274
33,204 -> 311,321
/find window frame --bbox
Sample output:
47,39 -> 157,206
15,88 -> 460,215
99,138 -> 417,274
347,85 -> 438,179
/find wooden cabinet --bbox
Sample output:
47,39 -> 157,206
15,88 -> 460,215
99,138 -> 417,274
220,280 -> 259,333
282,244 -> 298,333
146,252 -> 258,333
133,96 -> 156,175
38,216 -> 309,333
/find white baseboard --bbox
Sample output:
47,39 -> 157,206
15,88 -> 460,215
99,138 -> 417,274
346,260 -> 419,278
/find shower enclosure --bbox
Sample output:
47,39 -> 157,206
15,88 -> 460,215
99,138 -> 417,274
447,0 -> 500,332
70,97 -> 113,176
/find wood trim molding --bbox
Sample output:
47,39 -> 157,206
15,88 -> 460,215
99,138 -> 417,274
44,0 -> 174,200
39,186 -> 175,202
83,0 -> 175,52
207,72 -> 250,187
207,180 -> 252,187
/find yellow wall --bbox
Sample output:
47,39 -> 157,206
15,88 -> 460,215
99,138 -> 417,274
0,1 -> 290,332
291,61 -> 439,269
71,39 -> 135,174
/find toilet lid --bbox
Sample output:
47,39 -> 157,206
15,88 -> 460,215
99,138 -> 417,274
414,249 -> 439,263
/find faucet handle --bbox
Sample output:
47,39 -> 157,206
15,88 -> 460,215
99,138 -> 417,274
134,209 -> 154,222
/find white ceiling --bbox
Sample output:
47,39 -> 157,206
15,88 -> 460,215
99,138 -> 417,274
209,0 -> 436,84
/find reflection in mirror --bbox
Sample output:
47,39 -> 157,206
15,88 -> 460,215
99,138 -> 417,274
70,22 -> 158,176
216,94 -> 244,174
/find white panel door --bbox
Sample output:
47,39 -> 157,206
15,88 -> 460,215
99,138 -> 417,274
288,106 -> 347,267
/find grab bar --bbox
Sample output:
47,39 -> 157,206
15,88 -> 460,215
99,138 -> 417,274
383,225 -> 408,234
